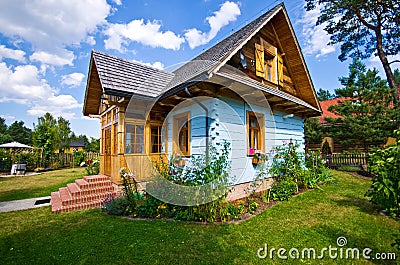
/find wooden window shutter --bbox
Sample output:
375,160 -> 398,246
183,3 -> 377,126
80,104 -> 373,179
278,54 -> 284,84
255,43 -> 264,78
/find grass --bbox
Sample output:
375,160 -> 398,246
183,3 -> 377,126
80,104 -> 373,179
337,165 -> 362,172
0,168 -> 85,202
1,170 -> 399,264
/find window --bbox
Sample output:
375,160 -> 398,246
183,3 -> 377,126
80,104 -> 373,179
173,113 -> 190,156
125,123 -> 145,154
103,127 -> 112,155
265,59 -> 274,82
150,124 -> 163,153
247,111 -> 265,155
113,123 -> 118,154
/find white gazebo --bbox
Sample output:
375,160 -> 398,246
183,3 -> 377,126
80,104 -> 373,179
0,141 -> 33,175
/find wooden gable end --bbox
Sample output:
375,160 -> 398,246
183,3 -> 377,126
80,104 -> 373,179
224,8 -> 320,112
83,56 -> 103,116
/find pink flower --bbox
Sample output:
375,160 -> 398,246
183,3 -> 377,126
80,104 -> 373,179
306,153 -> 311,158
249,148 -> 255,155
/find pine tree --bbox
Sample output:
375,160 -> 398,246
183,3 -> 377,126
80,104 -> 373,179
326,59 -> 398,151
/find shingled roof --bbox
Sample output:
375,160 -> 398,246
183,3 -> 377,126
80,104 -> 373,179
84,3 -> 321,116
93,51 -> 174,98
168,3 -> 282,89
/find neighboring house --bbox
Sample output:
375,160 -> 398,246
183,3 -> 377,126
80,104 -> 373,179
83,3 -> 321,195
318,98 -> 351,125
55,141 -> 85,153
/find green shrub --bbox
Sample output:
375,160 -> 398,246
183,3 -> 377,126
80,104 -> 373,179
102,196 -> 130,216
73,151 -> 86,166
137,195 -> 165,218
365,130 -> 400,218
270,179 -> 297,201
269,141 -> 304,183
0,149 -> 12,172
247,199 -> 259,214
83,158 -> 100,175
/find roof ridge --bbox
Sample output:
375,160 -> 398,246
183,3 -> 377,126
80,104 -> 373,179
92,50 -> 173,75
190,3 -> 283,64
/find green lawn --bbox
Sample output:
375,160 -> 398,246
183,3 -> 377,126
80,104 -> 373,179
0,168 -> 86,202
0,170 -> 399,264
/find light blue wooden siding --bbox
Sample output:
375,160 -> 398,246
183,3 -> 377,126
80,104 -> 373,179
166,96 -> 305,185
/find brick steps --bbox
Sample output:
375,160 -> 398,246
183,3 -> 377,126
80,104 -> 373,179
51,174 -> 116,213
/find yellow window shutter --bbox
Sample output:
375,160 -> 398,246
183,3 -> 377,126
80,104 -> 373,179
278,54 -> 284,84
255,43 -> 264,78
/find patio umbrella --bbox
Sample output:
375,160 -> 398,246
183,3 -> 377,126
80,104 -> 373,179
0,141 -> 33,149
0,141 -> 33,164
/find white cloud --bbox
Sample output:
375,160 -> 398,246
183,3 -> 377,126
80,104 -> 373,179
61,73 -> 86,87
0,45 -> 26,63
298,4 -> 336,58
0,114 -> 15,121
85,36 -> 97,46
30,49 -> 75,66
111,0 -> 122,5
104,19 -> 185,52
28,94 -> 82,119
368,54 -> 400,77
0,62 -> 81,118
132,59 -> 164,70
0,1 -> 110,52
184,1 -> 241,49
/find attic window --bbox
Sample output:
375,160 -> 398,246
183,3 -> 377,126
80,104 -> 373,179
255,39 -> 283,86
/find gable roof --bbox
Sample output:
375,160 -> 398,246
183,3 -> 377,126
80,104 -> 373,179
70,141 -> 85,147
84,3 -> 321,116
83,51 -> 174,115
168,4 -> 282,90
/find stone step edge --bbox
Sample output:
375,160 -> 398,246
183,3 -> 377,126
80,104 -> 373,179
83,175 -> 110,183
52,199 -> 105,213
61,191 -> 117,206
75,179 -> 112,190
66,183 -> 115,197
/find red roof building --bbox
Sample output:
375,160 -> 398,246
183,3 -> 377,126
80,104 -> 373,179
319,98 -> 352,124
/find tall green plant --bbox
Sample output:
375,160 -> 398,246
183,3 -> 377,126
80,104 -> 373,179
365,130 -> 400,218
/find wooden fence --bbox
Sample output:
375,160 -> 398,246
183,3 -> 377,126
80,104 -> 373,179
325,153 -> 368,168
51,152 -> 100,167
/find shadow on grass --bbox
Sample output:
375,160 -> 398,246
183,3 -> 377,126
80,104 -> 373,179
330,195 -> 383,217
0,209 -> 248,265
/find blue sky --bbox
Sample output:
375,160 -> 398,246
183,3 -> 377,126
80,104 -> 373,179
0,0 -> 391,138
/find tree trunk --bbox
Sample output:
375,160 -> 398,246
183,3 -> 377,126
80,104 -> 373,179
375,28 -> 399,108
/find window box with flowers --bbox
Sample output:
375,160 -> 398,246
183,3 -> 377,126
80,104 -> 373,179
249,148 -> 267,165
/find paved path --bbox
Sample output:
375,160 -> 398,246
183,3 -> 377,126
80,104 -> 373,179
0,196 -> 51,213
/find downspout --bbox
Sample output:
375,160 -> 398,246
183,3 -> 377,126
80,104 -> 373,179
184,86 -> 209,161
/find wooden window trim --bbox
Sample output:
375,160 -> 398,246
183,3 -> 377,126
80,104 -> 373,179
246,110 -> 265,156
147,122 -> 167,154
125,119 -> 145,154
173,112 -> 190,157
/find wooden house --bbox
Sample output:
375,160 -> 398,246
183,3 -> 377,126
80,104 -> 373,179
54,140 -> 85,153
83,3 -> 321,197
